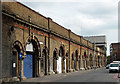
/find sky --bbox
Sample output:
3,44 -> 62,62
17,0 -> 119,56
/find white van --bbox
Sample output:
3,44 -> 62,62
109,63 -> 120,73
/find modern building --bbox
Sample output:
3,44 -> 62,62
84,35 -> 107,54
110,42 -> 120,62
1,1 -> 106,82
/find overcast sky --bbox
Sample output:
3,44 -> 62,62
17,0 -> 119,55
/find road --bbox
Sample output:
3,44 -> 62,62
22,67 -> 120,83
55,68 -> 120,82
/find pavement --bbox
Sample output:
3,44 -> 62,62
2,67 -> 120,84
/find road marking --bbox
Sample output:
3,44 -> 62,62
113,73 -> 118,79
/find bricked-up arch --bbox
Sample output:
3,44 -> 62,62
75,50 -> 79,61
84,51 -> 87,58
72,52 -> 75,60
66,50 -> 69,72
66,51 -> 69,57
33,36 -> 41,57
59,45 -> 65,58
71,52 -> 75,71
53,48 -> 58,73
75,50 -> 79,70
74,50 -> 77,70
83,51 -> 87,69
31,39 -> 40,77
98,56 -> 100,67
42,46 -> 48,75
12,40 -> 24,78
89,53 -> 93,69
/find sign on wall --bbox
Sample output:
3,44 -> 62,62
26,43 -> 33,52
40,42 -> 43,45
19,52 -> 23,59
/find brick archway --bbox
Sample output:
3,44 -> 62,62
12,40 -> 24,53
89,53 -> 93,69
41,46 -> 49,75
83,51 -> 87,69
75,50 -> 79,71
12,40 -> 24,78
59,45 -> 65,57
71,52 -> 75,71
24,36 -> 41,78
78,55 -> 81,70
25,36 -> 41,56
66,50 -> 69,73
59,45 -> 65,73
53,48 -> 58,74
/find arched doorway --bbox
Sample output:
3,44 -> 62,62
57,45 -> 65,73
90,54 -> 92,69
66,51 -> 69,73
98,56 -> 100,67
24,38 -> 40,78
101,56 -> 102,67
78,55 -> 81,70
83,52 -> 86,69
83,56 -> 85,69
41,46 -> 48,75
53,48 -> 58,73
71,52 -> 74,71
12,41 -> 23,78
94,55 -> 97,68
74,51 -> 76,70
74,50 -> 78,70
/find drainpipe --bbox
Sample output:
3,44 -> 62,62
80,36 -> 83,70
87,41 -> 89,69
0,5 -> 1,82
28,16 -> 31,39
47,17 -> 52,75
45,36 -> 47,75
68,29 -> 71,72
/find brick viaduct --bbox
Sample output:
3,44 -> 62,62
2,1 -> 106,82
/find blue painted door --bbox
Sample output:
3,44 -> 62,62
24,54 -> 33,78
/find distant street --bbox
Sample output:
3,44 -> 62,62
22,67 -> 120,82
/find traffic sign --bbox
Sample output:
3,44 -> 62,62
19,53 -> 23,59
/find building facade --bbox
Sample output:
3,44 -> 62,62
2,1 -> 106,82
110,43 -> 120,62
84,36 -> 107,52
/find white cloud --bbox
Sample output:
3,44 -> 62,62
77,13 -> 104,30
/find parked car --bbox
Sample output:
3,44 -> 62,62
109,63 -> 119,73
106,64 -> 110,69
